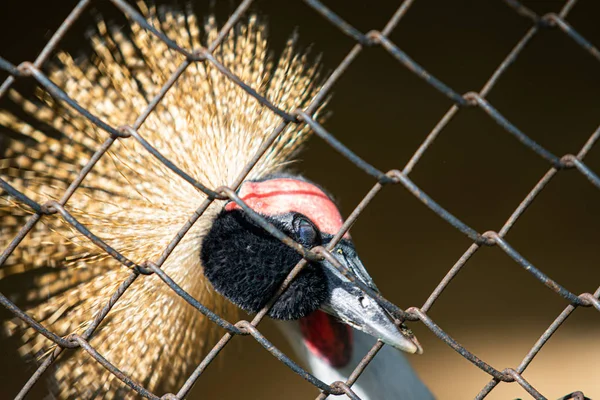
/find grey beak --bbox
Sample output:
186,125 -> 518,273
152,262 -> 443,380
318,242 -> 423,355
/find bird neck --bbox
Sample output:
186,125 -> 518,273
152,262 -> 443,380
276,313 -> 435,400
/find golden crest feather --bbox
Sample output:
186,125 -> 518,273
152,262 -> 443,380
0,2 -> 323,398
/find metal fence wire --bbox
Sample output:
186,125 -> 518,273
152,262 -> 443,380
0,0 -> 599,399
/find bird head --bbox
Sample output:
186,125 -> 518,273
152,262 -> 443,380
201,176 -> 422,355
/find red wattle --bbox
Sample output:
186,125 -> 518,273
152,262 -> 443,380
299,310 -> 353,368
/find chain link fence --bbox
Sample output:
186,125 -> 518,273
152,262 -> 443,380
0,0 -> 599,399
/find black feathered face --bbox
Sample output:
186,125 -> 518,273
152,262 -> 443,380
200,177 -> 422,354
201,209 -> 332,320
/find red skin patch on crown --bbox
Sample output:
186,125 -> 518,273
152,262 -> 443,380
299,310 -> 353,368
224,178 -> 349,238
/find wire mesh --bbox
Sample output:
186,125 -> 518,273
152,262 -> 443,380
0,0 -> 599,399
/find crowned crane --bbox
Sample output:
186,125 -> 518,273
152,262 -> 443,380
0,3 -> 433,399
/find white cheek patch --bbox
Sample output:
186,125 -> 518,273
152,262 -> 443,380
225,178 -> 349,238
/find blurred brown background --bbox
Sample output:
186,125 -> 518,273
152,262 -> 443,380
1,0 -> 600,399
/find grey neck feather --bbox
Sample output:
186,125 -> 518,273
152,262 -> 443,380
276,320 -> 435,400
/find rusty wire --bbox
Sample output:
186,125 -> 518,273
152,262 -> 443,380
0,0 -> 599,399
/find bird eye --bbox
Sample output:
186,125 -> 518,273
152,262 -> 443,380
294,217 -> 319,246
